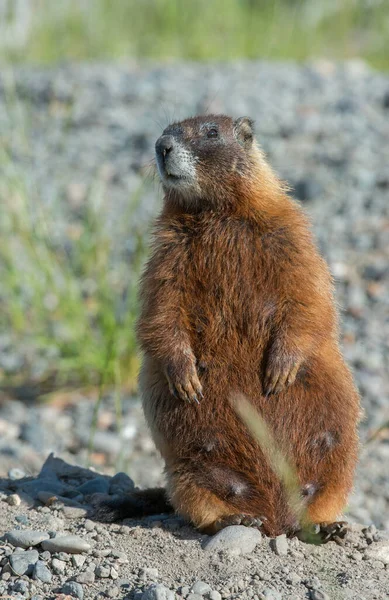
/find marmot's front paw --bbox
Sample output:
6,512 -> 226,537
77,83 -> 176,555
264,351 -> 302,396
165,355 -> 203,404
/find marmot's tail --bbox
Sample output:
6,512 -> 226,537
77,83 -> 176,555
92,488 -> 174,522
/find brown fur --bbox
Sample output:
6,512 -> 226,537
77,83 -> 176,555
137,114 -> 361,537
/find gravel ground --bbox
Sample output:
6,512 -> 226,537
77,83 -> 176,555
0,60 -> 389,598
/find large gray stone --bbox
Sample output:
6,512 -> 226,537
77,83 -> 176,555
9,549 -> 39,576
5,529 -> 50,548
41,534 -> 91,554
202,526 -> 261,556
61,581 -> 84,599
33,560 -> 53,583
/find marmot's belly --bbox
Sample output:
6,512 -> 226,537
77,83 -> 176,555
140,350 -> 356,475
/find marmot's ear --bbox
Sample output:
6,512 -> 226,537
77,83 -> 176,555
234,117 -> 254,149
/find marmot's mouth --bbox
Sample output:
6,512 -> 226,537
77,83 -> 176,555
165,172 -> 181,180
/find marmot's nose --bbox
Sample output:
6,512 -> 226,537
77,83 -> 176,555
155,135 -> 174,161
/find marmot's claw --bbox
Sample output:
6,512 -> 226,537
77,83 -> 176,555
209,513 -> 263,534
165,353 -> 203,404
264,356 -> 301,396
167,371 -> 203,404
319,521 -> 349,545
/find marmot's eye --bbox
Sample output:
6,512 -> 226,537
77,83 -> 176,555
207,128 -> 218,139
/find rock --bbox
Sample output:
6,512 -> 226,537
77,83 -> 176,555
72,554 -> 86,568
95,565 -> 110,578
209,592 -> 222,600
37,491 -> 84,508
5,493 -> 21,506
41,535 -> 91,554
187,595 -> 202,600
139,567 -> 159,580
270,534 -> 289,556
286,572 -> 301,585
15,514 -> 30,525
109,471 -> 135,494
106,586 -> 120,598
13,579 -> 30,594
52,558 -> 67,574
61,580 -> 84,599
202,526 -> 261,555
39,453 -> 101,481
9,549 -> 39,576
33,560 -> 52,583
20,478 -> 67,498
5,529 -> 50,549
84,519 -> 95,532
191,581 -> 212,595
8,468 -> 26,480
310,591 -> 330,600
77,477 -> 110,496
62,506 -> 88,519
76,571 -> 95,584
262,589 -> 283,600
364,541 -> 389,565
142,583 -> 175,600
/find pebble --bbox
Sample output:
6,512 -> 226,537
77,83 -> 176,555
209,592 -> 222,600
61,580 -> 84,599
191,581 -> 212,595
139,567 -> 159,580
8,468 -> 26,480
106,586 -> 121,598
41,535 -> 91,554
72,554 -> 86,568
202,526 -> 261,555
270,535 -> 289,556
187,595 -> 202,600
286,573 -> 301,585
310,592 -> 330,600
5,494 -> 21,507
142,583 -> 175,600
95,565 -> 110,578
33,560 -> 52,583
84,519 -> 95,531
13,579 -> 30,593
51,557 -> 67,574
110,566 -> 119,579
364,541 -> 389,565
262,589 -> 283,600
76,570 -> 96,584
9,549 -> 40,576
5,530 -> 50,549
62,506 -> 88,519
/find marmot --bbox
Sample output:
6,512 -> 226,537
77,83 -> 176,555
100,114 -> 361,538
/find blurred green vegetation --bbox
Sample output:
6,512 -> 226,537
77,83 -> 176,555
0,0 -> 389,70
0,92 -> 147,394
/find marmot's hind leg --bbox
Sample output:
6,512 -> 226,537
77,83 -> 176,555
166,464 -> 293,537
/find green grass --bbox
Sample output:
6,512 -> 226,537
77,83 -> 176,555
1,0 -> 389,70
0,89 -> 147,395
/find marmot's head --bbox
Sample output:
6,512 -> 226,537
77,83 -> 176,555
155,114 -> 267,209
